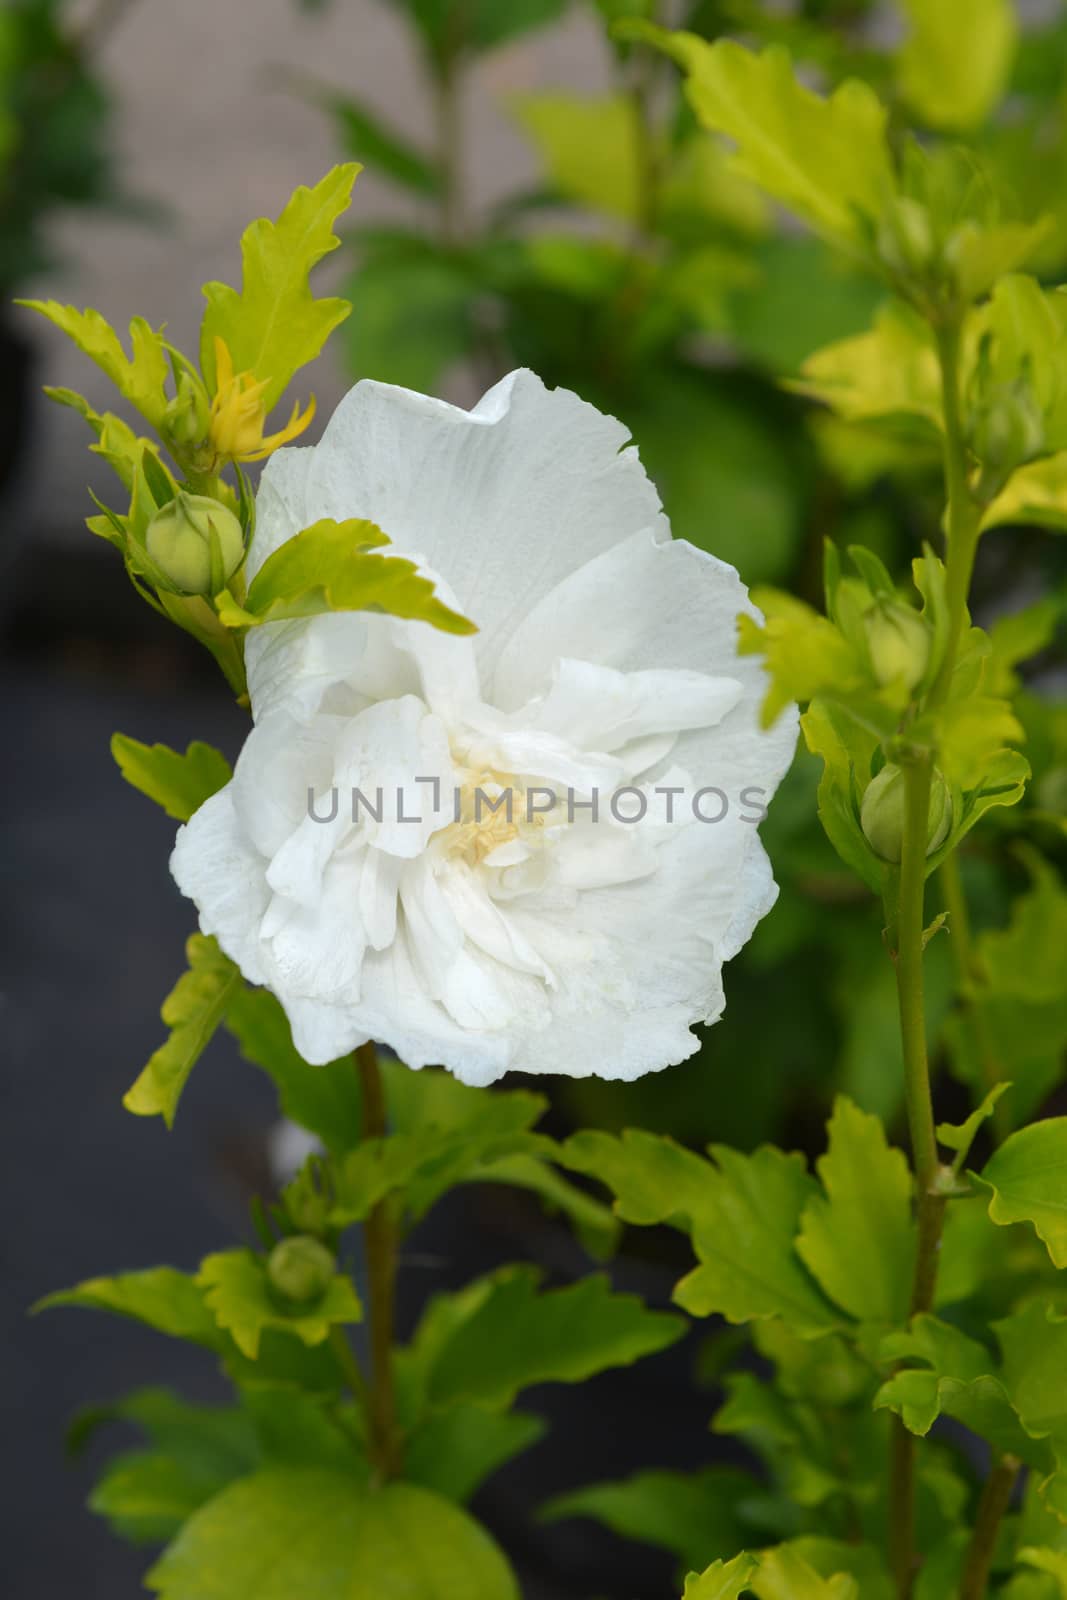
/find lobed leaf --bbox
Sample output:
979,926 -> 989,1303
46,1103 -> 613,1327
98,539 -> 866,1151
111,735 -> 232,823
123,935 -> 241,1126
197,1249 -> 362,1360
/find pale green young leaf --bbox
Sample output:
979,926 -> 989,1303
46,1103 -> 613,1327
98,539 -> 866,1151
683,1554 -> 760,1600
751,1550 -> 855,1600
542,1466 -> 756,1573
897,0 -> 1017,133
794,302 -> 942,432
197,1249 -> 361,1360
111,735 -> 232,823
764,1541 -> 891,1600
123,935 -> 241,1126
223,986 -> 362,1153
1019,1549 -> 1067,1593
145,1471 -> 520,1600
217,517 -> 475,636
996,1299 -> 1067,1441
796,1097 -> 914,1324
985,451 -> 1067,533
19,302 -> 170,429
737,591 -> 871,732
403,1407 -> 546,1504
629,28 -> 893,245
800,702 -> 882,891
35,1268 -> 220,1348
936,1083 -> 1011,1171
511,92 -> 646,221
200,165 -> 360,409
977,1119 -> 1067,1268
426,1267 -> 684,1411
562,1126 -> 715,1228
43,385 -> 164,492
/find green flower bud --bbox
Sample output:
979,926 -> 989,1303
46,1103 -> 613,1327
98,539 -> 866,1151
145,492 -> 245,596
267,1236 -> 336,1306
863,598 -> 932,693
860,763 -> 953,864
972,380 -> 1045,478
163,371 -> 211,454
876,196 -> 936,281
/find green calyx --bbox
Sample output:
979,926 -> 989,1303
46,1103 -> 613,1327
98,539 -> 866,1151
860,762 -> 953,864
145,492 -> 245,596
266,1235 -> 336,1306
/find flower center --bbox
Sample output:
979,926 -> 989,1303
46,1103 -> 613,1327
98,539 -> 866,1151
437,768 -> 553,867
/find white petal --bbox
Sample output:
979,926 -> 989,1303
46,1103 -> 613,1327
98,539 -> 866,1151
170,787 -> 270,986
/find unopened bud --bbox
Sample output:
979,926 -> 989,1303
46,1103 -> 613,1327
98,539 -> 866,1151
972,381 -> 1045,477
877,197 -> 936,281
145,492 -> 245,595
864,599 -> 932,693
163,371 -> 211,454
861,763 -> 953,864
267,1236 -> 335,1306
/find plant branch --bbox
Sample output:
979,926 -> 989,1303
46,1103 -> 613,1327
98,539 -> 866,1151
959,1455 -> 1020,1600
887,311 -> 982,1598
940,852 -> 1008,1141
355,1041 -> 402,1480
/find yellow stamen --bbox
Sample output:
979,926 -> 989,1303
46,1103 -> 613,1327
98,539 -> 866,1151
207,336 -> 315,466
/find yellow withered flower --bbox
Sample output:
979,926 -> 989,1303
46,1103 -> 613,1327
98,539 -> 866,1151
208,337 -> 316,465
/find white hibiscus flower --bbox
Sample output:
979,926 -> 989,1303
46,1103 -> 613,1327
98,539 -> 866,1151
172,370 -> 797,1086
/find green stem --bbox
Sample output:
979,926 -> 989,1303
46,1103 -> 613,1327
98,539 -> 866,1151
959,1455 -> 1020,1600
940,852 -> 1008,1141
887,314 -> 982,1598
355,1041 -> 402,1480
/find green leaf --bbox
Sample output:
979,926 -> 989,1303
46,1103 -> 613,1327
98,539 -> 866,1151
800,701 -> 882,891
985,451 -> 1067,533
217,517 -> 475,636
567,1131 -> 839,1334
796,1097 -> 915,1324
145,1470 -> 520,1599
19,302 -> 170,429
200,165 -> 360,409
1019,1549 -> 1067,1593
936,1084 -> 1012,1172
683,1554 -> 760,1599
123,935 -> 241,1126
425,1267 -> 683,1411
996,1299 -> 1067,1441
752,1545 -> 858,1600
629,28 -> 894,245
197,1249 -> 361,1360
111,735 -> 232,823
977,1119 -> 1067,1268
85,1389 -> 259,1545
794,302 -> 942,433
736,592 -> 870,732
403,1407 -> 546,1504
35,1268 -> 220,1348
897,0 -> 1017,131
223,987 -> 362,1154
542,1466 -> 756,1572
511,92 -> 645,221
344,252 -> 475,394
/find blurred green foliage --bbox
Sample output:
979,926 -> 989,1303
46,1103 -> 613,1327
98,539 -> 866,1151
0,0 -> 121,300
297,0 -> 1066,1153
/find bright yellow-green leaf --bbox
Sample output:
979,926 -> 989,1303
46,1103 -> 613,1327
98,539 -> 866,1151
936,1084 -> 1011,1171
44,385 -> 166,492
794,302 -> 942,432
123,936 -> 241,1127
977,1118 -> 1067,1268
1019,1547 -> 1067,1592
200,164 -> 360,409
630,26 -> 894,245
512,92 -> 646,221
145,1471 -> 520,1600
218,517 -> 475,636
796,1097 -> 915,1324
111,735 -> 231,822
897,0 -> 1017,133
21,303 -> 170,429
683,1554 -> 760,1600
197,1249 -> 361,1360
752,1546 -> 857,1600
34,1268 -> 220,1348
985,450 -> 1067,533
